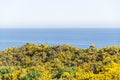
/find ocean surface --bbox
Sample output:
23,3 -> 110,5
0,28 -> 120,50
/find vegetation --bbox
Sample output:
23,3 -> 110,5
0,43 -> 120,80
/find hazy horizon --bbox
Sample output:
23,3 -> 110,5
0,25 -> 120,28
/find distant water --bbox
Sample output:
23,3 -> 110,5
0,28 -> 120,50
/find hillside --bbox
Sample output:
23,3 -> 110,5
0,43 -> 120,80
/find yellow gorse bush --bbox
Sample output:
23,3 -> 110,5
0,43 -> 120,80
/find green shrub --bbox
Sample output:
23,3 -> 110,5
0,67 -> 12,74
22,70 -> 41,80
55,67 -> 76,78
0,67 -> 12,78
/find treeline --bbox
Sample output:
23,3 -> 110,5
0,43 -> 120,80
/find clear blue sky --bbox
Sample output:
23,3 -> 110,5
0,0 -> 120,28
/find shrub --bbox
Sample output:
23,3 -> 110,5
0,67 -> 12,79
55,67 -> 76,78
0,67 -> 12,74
22,70 -> 41,80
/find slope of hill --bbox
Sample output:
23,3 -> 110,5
0,43 -> 120,80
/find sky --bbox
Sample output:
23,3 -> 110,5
0,0 -> 120,28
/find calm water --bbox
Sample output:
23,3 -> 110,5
0,28 -> 120,50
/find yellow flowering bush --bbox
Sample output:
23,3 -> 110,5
0,43 -> 120,80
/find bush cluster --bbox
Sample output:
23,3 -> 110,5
0,43 -> 120,80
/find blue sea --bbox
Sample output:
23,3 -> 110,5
0,28 -> 120,50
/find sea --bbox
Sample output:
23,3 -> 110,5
0,28 -> 120,50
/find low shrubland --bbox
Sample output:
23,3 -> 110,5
0,43 -> 120,80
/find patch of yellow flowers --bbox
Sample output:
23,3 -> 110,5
0,43 -> 120,80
